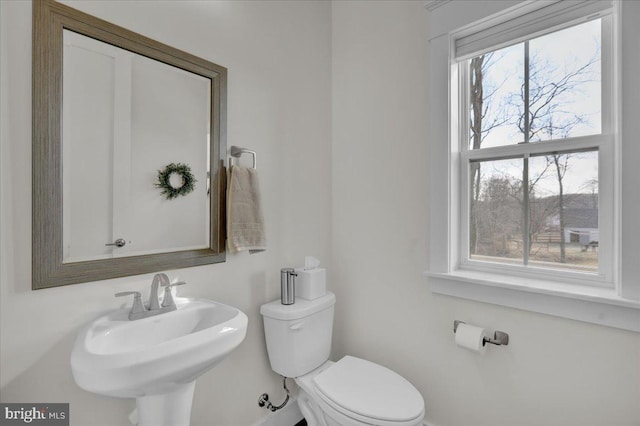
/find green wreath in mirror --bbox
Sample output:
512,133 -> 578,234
155,163 -> 197,200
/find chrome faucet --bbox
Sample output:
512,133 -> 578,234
148,273 -> 169,311
116,273 -> 187,320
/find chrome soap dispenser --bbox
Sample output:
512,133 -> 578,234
280,268 -> 297,305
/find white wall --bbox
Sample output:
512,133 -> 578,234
331,2 -> 640,426
0,1 -> 331,425
3,1 -> 640,426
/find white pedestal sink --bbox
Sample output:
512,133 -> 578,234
71,298 -> 248,426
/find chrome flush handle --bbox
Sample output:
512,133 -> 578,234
105,238 -> 126,248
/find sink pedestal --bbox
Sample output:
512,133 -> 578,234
136,382 -> 196,426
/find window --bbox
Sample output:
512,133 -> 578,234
426,0 -> 640,332
459,16 -> 613,285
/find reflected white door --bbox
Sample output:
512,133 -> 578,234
62,31 -> 210,263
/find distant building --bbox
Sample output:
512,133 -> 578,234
547,194 -> 598,245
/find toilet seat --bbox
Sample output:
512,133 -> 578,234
311,356 -> 425,426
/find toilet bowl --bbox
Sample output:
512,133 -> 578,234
296,357 -> 425,426
260,292 -> 425,426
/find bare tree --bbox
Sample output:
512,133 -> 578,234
470,39 -> 599,261
472,163 -> 553,258
513,50 -> 599,142
474,175 -> 521,257
550,154 -> 570,262
469,53 -> 510,253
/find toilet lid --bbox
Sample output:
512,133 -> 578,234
313,356 -> 424,423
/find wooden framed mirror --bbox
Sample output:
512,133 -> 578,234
33,0 -> 227,289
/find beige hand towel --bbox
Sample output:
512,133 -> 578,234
227,165 -> 266,253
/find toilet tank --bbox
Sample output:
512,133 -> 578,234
260,292 -> 335,378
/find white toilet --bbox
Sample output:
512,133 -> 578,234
260,292 -> 425,426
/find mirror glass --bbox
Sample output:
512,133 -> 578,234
62,30 -> 211,263
32,0 -> 227,289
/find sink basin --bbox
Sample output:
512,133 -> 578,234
71,297 -> 248,426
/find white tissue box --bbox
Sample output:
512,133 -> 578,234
294,268 -> 326,300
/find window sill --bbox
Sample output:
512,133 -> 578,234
425,270 -> 640,332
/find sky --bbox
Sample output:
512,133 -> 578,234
470,18 -> 603,196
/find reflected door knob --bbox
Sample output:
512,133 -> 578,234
105,238 -> 126,248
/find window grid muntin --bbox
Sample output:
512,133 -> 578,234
467,147 -> 600,271
457,14 -> 614,286
465,19 -> 607,151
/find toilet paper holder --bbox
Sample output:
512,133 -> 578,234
454,320 -> 509,346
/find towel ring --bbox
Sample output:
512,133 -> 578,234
230,146 -> 257,169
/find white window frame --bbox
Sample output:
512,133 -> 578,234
425,0 -> 640,332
